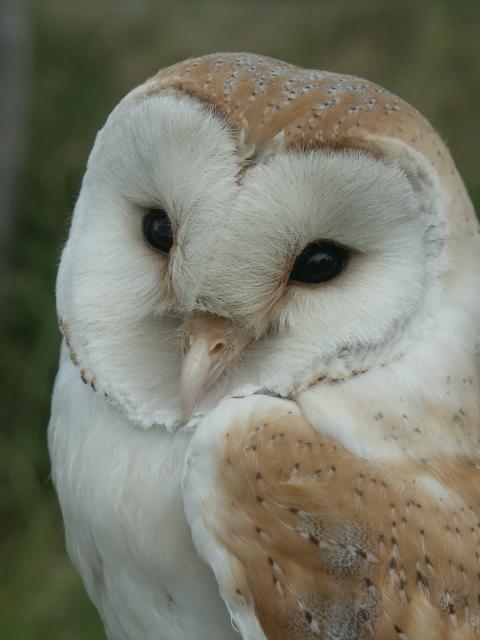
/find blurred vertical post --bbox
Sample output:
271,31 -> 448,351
0,0 -> 30,284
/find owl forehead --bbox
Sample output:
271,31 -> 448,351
146,52 -> 445,170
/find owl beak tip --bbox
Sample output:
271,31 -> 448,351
180,340 -> 222,420
179,331 -> 227,421
179,314 -> 249,421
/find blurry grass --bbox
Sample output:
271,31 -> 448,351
0,0 -> 479,637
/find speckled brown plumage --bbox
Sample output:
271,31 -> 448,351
207,404 -> 480,639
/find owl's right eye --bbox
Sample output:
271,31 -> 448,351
143,209 -> 174,254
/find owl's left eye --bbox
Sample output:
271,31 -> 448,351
289,241 -> 349,285
143,209 -> 174,254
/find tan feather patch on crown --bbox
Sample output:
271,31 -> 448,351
143,52 -> 477,240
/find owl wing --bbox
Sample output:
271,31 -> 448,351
182,394 -> 480,640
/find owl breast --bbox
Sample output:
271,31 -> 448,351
48,352 -> 237,640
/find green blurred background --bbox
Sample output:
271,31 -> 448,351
0,1 -> 479,637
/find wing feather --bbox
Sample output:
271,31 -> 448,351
183,395 -> 480,640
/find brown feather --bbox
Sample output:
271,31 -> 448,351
204,403 -> 480,639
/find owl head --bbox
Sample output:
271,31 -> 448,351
56,53 -> 479,430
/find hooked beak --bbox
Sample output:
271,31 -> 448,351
180,314 -> 249,420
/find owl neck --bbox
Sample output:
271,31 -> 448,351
296,290 -> 480,462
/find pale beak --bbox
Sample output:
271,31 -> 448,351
180,314 -> 249,420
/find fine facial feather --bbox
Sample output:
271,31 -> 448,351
56,92 -> 240,428
55,52 -> 478,431
184,395 -> 480,640
55,112 -> 458,429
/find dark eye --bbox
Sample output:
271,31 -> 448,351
142,209 -> 173,254
289,241 -> 349,285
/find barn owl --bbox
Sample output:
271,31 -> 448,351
48,52 -> 480,639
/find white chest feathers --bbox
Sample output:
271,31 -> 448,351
48,354 -> 237,640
